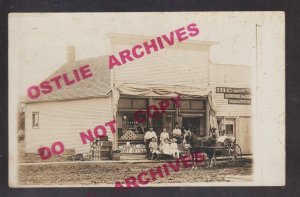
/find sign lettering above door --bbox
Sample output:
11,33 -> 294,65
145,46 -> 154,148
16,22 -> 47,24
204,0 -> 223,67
216,87 -> 251,105
216,87 -> 251,94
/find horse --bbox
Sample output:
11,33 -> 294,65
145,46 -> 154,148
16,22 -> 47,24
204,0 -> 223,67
184,131 -> 215,168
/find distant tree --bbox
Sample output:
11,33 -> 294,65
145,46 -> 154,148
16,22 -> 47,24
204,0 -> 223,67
17,103 -> 25,141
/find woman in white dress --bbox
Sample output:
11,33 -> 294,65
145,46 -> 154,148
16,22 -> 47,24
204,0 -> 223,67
161,138 -> 172,155
170,138 -> 180,158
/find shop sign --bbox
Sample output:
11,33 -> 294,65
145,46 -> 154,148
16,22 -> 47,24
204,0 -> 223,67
228,99 -> 251,105
216,87 -> 251,94
216,87 -> 251,105
119,144 -> 146,154
224,93 -> 251,99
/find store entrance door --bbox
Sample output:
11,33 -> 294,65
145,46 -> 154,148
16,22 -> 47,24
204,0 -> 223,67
164,114 -> 174,134
182,117 -> 201,136
151,113 -> 163,143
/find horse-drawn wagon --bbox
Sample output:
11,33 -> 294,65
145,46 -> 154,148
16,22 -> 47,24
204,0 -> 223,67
184,132 -> 243,168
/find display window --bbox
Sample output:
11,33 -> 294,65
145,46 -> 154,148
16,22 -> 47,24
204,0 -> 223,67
118,98 -> 148,141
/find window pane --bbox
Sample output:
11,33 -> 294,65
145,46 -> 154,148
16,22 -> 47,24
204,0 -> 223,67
153,99 -> 174,109
226,124 -> 233,135
32,112 -> 39,128
191,100 -> 204,109
165,100 -> 175,109
132,99 -> 147,109
119,99 -> 132,108
217,118 -> 223,131
120,113 -> 147,141
180,100 -> 190,109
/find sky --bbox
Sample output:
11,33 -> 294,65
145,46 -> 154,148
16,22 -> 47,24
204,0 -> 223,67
9,12 -> 263,96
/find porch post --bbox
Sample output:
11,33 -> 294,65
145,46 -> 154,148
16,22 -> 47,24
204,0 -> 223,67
111,60 -> 117,150
148,97 -> 153,126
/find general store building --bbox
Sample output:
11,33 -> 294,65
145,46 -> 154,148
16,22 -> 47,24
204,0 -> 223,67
23,34 -> 252,157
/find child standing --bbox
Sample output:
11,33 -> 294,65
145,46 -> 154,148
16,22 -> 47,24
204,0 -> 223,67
170,138 -> 180,158
149,137 -> 160,160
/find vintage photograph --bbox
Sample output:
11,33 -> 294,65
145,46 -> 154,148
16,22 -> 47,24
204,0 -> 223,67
9,12 -> 285,187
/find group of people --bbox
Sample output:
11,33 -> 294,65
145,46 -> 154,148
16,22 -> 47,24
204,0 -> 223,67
144,125 -> 183,160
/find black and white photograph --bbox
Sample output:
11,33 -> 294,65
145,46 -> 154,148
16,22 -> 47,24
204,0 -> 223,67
8,12 -> 285,187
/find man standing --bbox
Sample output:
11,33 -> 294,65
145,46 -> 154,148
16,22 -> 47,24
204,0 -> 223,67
160,128 -> 169,144
172,124 -> 182,143
144,127 -> 157,158
211,127 -> 219,139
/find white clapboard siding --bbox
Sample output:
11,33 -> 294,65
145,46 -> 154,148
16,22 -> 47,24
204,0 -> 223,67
114,44 -> 209,87
210,64 -> 252,117
25,97 -> 113,154
237,117 -> 252,154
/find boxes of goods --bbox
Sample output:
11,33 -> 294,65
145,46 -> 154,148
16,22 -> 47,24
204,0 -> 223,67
100,150 -> 111,157
135,134 -> 144,140
120,130 -> 137,140
64,149 -> 75,155
112,149 -> 121,161
99,157 -> 111,160
71,153 -> 84,161
89,137 -> 113,161
99,146 -> 111,151
100,141 -> 112,147
99,136 -> 109,141
99,141 -> 112,160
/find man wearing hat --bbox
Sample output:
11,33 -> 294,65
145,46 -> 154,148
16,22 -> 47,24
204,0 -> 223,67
211,127 -> 219,139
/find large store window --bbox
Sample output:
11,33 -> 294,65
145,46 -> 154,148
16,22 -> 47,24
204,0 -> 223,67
118,112 -> 148,141
180,100 -> 205,110
121,113 -> 147,133
118,98 -> 148,141
119,98 -> 147,109
153,99 -> 175,110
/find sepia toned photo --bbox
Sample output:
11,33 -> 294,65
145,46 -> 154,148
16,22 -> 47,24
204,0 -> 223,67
9,12 -> 285,187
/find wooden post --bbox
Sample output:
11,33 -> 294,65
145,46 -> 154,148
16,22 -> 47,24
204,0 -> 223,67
175,104 -> 179,124
148,97 -> 153,126
205,99 -> 210,136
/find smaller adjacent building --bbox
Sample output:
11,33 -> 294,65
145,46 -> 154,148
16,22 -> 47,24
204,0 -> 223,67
23,34 -> 252,157
210,63 -> 252,154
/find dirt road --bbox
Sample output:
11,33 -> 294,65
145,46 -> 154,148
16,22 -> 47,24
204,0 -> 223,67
18,158 -> 252,186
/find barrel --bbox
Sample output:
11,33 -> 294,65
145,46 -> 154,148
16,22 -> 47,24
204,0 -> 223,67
112,152 -> 121,161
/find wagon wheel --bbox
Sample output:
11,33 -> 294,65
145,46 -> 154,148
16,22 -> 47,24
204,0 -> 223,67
229,144 -> 242,161
224,147 -> 232,161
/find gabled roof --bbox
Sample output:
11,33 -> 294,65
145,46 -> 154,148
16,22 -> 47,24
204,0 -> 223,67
25,56 -> 111,103
107,33 -> 217,51
108,33 -> 217,46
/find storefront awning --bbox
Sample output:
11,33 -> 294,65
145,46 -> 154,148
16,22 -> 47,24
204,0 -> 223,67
115,82 -> 211,97
112,82 -> 216,117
